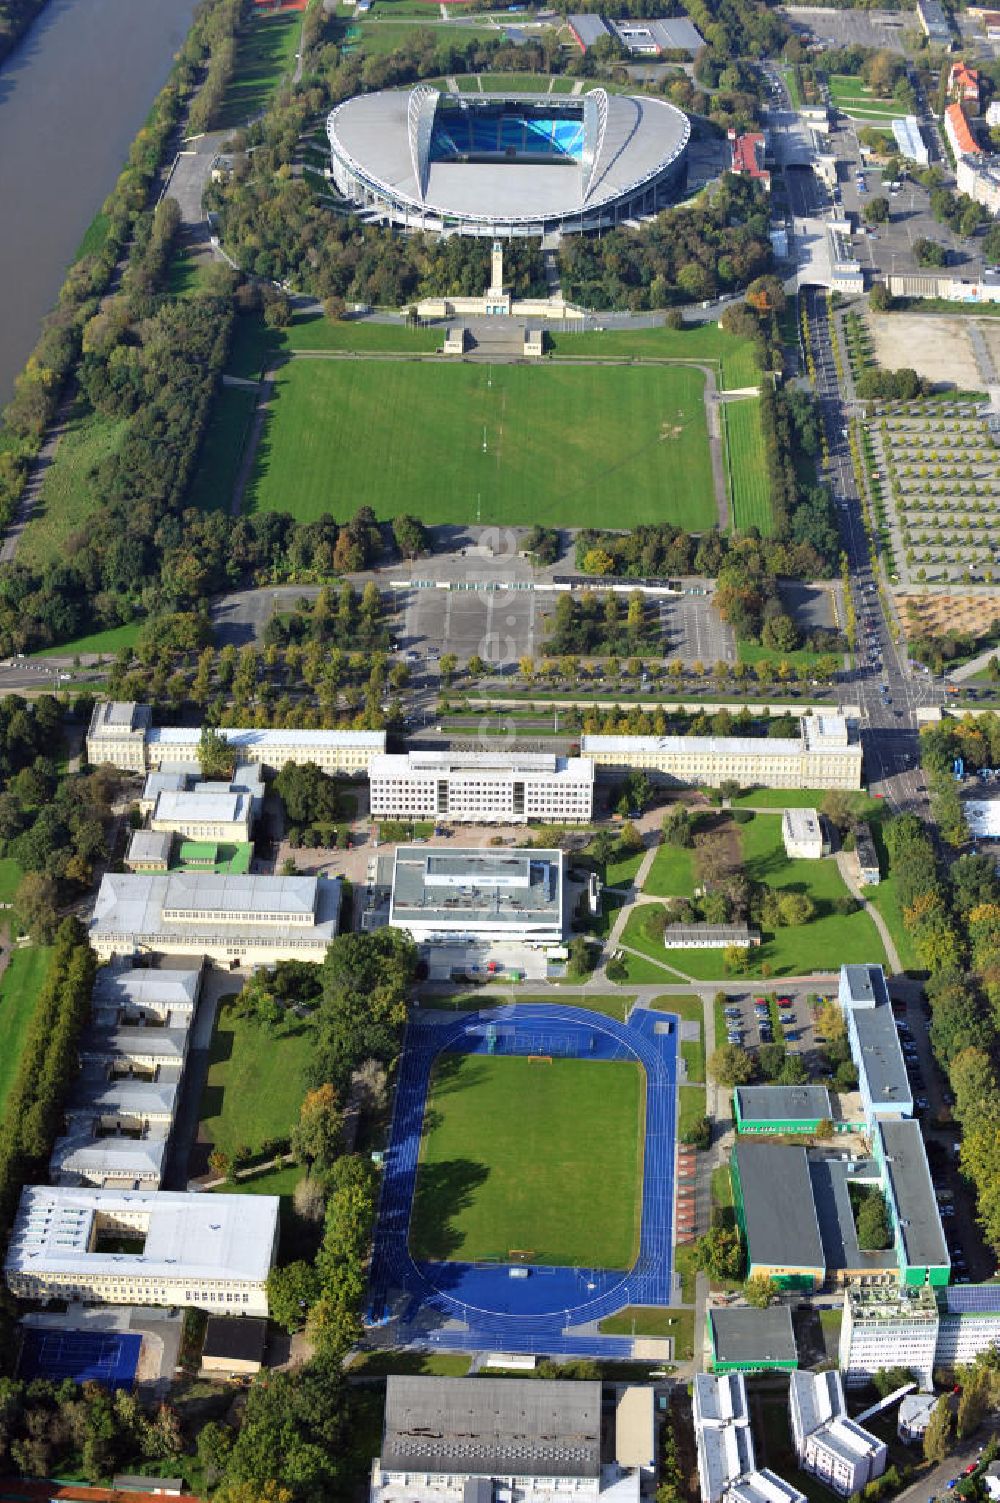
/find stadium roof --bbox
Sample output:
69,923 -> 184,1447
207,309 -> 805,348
381,1376 -> 601,1478
734,1140 -> 825,1273
327,87 -> 690,226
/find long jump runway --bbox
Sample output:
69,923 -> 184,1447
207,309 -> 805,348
366,1002 -> 678,1356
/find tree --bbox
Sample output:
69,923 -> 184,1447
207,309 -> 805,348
856,1188 -> 892,1250
197,1422 -> 234,1487
923,1396 -> 954,1465
291,1084 -> 343,1174
778,891 -> 815,927
567,934 -> 594,979
709,1043 -> 755,1086
744,1273 -> 778,1308
392,514 -> 428,559
681,1115 -> 711,1149
694,1223 -> 743,1280
266,1260 -> 322,1332
199,724 -> 235,780
14,870 -> 60,943
864,196 -> 889,225
662,807 -> 695,847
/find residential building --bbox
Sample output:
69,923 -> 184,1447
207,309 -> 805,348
388,847 -> 564,949
5,1187 -> 279,1317
368,751 -> 594,825
897,1393 -> 938,1443
949,60 -> 981,111
201,1316 -> 268,1376
706,1307 -> 798,1373
839,965 -> 913,1120
956,155 -> 1000,213
87,702 -> 384,776
89,872 -> 343,964
370,1376 -> 640,1503
726,1473 -> 806,1503
693,1373 -> 754,1503
781,808 -> 824,859
935,1283 -> 1000,1368
892,116 -> 929,166
733,1085 -> 835,1135
732,1141 -> 825,1290
150,789 -> 253,843
872,1118 -> 950,1287
854,824 -> 880,885
838,1286 -> 939,1389
945,102 -> 981,158
729,131 -> 770,189
788,1371 -> 886,1496
663,924 -> 760,950
580,715 -> 862,790
917,0 -> 952,45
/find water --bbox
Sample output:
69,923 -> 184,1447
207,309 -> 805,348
0,0 -> 202,405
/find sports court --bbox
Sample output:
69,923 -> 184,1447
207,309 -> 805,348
18,1328 -> 141,1389
367,1002 -> 678,1356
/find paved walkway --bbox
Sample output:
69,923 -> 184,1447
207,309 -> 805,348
836,849 -> 902,973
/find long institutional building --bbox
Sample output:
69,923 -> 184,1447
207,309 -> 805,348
580,715 -> 862,790
369,751 -> 594,824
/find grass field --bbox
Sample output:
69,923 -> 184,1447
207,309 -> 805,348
729,787 -> 877,811
724,397 -> 773,536
827,74 -> 899,120
19,405 -> 128,571
409,1053 -> 645,1267
0,857 -> 23,905
679,1083 -> 706,1136
225,313 -> 442,379
546,324 -> 761,391
187,386 -> 259,513
643,840 -> 696,899
198,1005 -> 315,1157
736,640 -> 832,669
30,621 -> 140,659
599,1305 -> 694,1357
216,10 -> 302,128
72,211 -> 111,264
479,71 -> 553,90
246,359 -> 717,529
0,947 -> 53,1120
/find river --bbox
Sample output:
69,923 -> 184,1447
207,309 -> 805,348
0,0 -> 202,406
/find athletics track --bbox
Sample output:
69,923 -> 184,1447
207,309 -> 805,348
366,1002 -> 678,1356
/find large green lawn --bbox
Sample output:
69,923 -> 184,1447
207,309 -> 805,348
187,386 -> 259,513
724,397 -> 773,536
246,358 -> 717,529
216,11 -> 302,129
409,1053 -> 645,1267
0,947 -> 53,1120
198,1005 -> 315,1157
19,405 -> 128,571
644,841 -> 696,898
29,621 -> 140,659
546,323 -> 761,391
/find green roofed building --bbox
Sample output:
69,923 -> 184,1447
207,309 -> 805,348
732,1140 -> 825,1290
707,1306 -> 798,1374
734,1085 -> 833,1135
177,841 -> 253,875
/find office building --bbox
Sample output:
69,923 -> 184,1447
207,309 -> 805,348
839,965 -> 912,1120
87,702 -> 384,776
838,1286 -> 939,1388
707,1307 -> 798,1374
788,1371 -> 886,1496
149,789 -> 253,843
137,764 -> 264,818
5,1187 -> 279,1317
732,1140 -> 825,1290
389,846 -> 564,948
369,751 -> 594,825
693,1374 -> 754,1503
370,1376 -> 638,1503
935,1283 -> 1000,1368
781,808 -> 824,859
89,872 -> 343,964
580,715 -> 862,790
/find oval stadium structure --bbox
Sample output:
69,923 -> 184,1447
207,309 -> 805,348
326,85 -> 691,237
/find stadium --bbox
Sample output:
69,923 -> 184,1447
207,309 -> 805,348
326,85 -> 691,236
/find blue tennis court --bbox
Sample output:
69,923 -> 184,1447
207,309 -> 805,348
18,1329 -> 141,1389
367,1002 -> 678,1356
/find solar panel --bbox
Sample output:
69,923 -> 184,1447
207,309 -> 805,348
944,1284 -> 1000,1315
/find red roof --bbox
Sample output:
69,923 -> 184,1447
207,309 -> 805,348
730,132 -> 768,180
949,60 -> 981,96
946,102 -> 982,155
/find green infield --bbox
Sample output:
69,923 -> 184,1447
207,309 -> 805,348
409,1052 -> 645,1267
247,358 -> 717,530
724,396 -> 773,535
198,1003 -> 315,1158
0,947 -> 54,1121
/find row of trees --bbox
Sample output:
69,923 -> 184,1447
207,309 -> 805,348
0,1378 -> 193,1484
574,520 -> 833,589
543,590 -> 662,658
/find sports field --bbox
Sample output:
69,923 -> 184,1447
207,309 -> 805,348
409,1053 -> 645,1267
246,358 -> 717,530
724,396 -> 773,536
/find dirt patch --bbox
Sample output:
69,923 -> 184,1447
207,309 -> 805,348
870,314 -> 982,390
899,592 -> 1000,640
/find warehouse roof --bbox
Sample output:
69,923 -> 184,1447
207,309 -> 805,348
877,1118 -> 949,1271
708,1306 -> 797,1365
390,847 -> 562,928
90,872 -> 343,947
734,1140 -> 825,1272
735,1085 -> 832,1123
381,1376 -> 601,1478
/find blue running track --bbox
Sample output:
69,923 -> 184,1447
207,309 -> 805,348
367,1003 -> 677,1355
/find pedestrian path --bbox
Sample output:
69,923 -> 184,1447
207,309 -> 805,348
835,850 -> 901,973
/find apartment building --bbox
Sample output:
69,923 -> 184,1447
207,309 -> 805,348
789,1372 -> 886,1496
945,102 -> 981,158
5,1187 -> 279,1317
693,1375 -> 805,1503
580,715 -> 862,790
368,751 -> 594,825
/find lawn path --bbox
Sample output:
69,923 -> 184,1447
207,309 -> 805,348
836,850 -> 902,973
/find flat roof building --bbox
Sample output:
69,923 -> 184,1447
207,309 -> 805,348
580,715 -> 862,791
693,1373 -> 754,1503
126,830 -> 174,873
726,1472 -> 806,1503
707,1306 -> 798,1373
839,1286 -> 939,1389
936,1283 -> 1000,1369
789,1371 -> 886,1497
150,789 -> 253,843
389,846 -> 564,948
49,1129 -> 168,1190
5,1187 -> 279,1318
568,13 -> 612,48
873,1119 -> 950,1286
732,1140 -> 825,1290
612,17 -> 704,54
897,1393 -> 938,1443
201,1315 -> 268,1376
854,824 -> 880,886
369,751 -> 594,825
89,872 -> 343,964
663,923 -> 760,949
734,1085 -> 834,1135
781,808 -> 824,860
892,115 -> 929,166
917,0 -> 952,44
839,965 -> 912,1121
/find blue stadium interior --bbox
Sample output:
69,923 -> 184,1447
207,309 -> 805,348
430,104 -> 585,164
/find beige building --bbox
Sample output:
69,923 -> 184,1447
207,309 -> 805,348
369,751 -> 594,825
781,807 -> 824,859
150,789 -> 253,843
581,715 -> 862,790
201,1316 -> 267,1376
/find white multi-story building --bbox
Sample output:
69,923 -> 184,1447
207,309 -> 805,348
87,702 -> 384,776
693,1375 -> 806,1503
389,847 -> 565,949
580,715 -> 862,790
781,808 -> 824,859
89,872 -> 343,964
789,1372 -> 886,1496
368,751 -> 594,825
5,1187 -> 279,1317
935,1284 -> 1000,1368
839,1286 -> 939,1389
956,154 -> 1000,214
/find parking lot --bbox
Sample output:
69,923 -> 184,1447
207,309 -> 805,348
782,4 -> 911,52
660,594 -> 735,666
720,988 -> 825,1062
400,584 -> 543,667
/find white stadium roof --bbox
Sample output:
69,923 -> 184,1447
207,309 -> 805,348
327,86 -> 690,230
